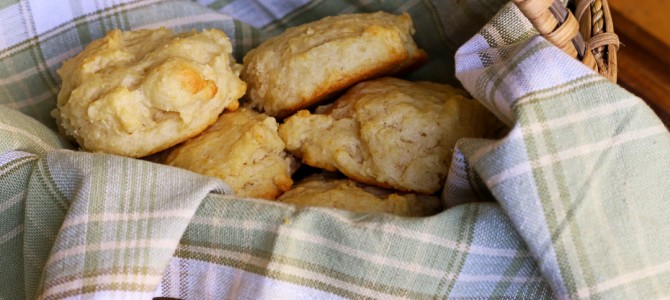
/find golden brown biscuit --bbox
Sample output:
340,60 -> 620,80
164,108 -> 298,199
241,12 -> 427,118
279,77 -> 503,194
278,173 -> 441,217
54,28 -> 246,157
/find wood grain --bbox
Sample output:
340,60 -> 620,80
609,1 -> 670,126
608,0 -> 670,48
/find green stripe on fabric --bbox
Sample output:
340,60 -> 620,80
24,41 -> 58,117
175,247 -> 372,299
35,159 -> 69,212
262,0 -> 326,32
405,0 -> 455,82
0,0 -> 198,60
0,155 -> 38,180
0,153 -> 34,300
41,266 -> 164,291
0,0 -> 165,59
23,30 -> 59,95
0,0 -> 18,11
488,4 -> 537,45
203,0 -> 233,11
464,156 -> 492,202
516,107 -> 576,294
515,87 -> 668,298
0,44 -> 57,124
420,0 -> 459,50
51,281 -> 157,299
438,204 -> 479,295
534,101 -> 599,295
177,241 -> 435,299
480,27 -> 499,48
491,249 -> 531,296
183,217 -> 445,289
511,74 -> 604,107
24,158 -> 70,300
484,41 -> 552,104
232,19 -> 246,60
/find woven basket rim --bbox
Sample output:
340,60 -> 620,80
513,0 -> 619,82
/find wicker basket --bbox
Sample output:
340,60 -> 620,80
512,0 -> 619,82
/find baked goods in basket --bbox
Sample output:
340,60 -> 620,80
53,28 -> 246,157
241,11 -> 427,118
278,173 -> 441,217
164,108 -> 298,199
279,77 -> 502,194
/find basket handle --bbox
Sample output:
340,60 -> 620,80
512,0 -> 598,73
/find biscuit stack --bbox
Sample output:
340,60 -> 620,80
53,12 -> 503,217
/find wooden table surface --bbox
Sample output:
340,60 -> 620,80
608,0 -> 670,125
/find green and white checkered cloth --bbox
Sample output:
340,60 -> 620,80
1,0 -> 669,299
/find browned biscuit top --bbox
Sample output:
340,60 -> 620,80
54,28 -> 246,157
241,12 -> 427,118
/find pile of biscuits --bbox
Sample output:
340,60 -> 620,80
53,12 -> 503,217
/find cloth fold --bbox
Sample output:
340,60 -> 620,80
1,0 -> 669,299
454,4 -> 670,297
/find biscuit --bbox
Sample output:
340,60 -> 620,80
241,12 -> 427,118
279,77 -> 503,194
54,28 -> 246,157
277,173 -> 441,217
164,108 -> 298,199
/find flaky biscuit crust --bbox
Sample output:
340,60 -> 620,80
279,77 -> 504,194
164,109 -> 297,199
54,28 -> 246,157
241,12 -> 427,118
278,173 -> 441,217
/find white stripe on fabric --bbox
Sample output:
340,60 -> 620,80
0,4 -> 29,48
0,191 -> 27,215
45,239 -> 176,267
0,123 -> 54,151
468,126 -> 524,164
456,273 -> 544,283
157,256 -> 347,300
0,150 -> 37,168
41,274 -> 163,299
276,225 -> 444,278
320,210 -> 531,258
180,244 -> 410,300
539,139 -> 587,293
514,75 -> 604,106
454,33 -> 487,70
220,0 -> 311,28
134,12 -> 234,30
0,0 -> 164,59
445,168 -> 472,189
27,0 -> 74,35
522,97 -> 639,135
588,165 -> 636,296
0,67 -> 39,85
0,224 -> 23,245
486,125 -> 668,187
445,150 -> 472,189
0,47 -> 80,86
61,290 -> 155,300
3,90 -> 54,110
59,209 -> 194,229
469,97 -> 639,166
498,42 -> 595,102
191,216 -> 445,277
574,260 -> 670,299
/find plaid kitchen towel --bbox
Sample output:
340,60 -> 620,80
1,0 -> 669,299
